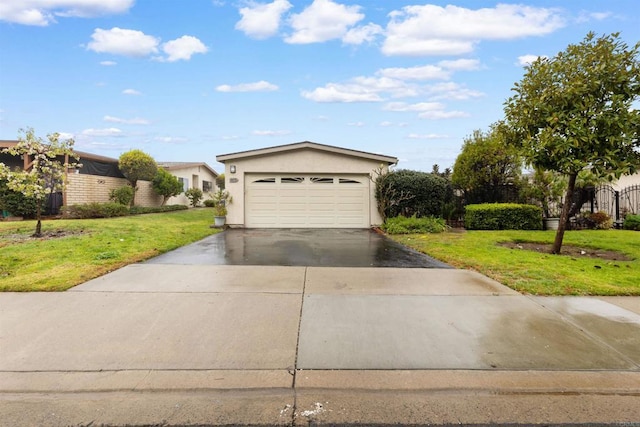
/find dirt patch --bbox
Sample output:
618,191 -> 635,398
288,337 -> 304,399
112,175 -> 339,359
499,242 -> 633,261
2,229 -> 86,244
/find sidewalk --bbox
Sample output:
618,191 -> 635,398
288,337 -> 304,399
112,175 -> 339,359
1,265 -> 638,426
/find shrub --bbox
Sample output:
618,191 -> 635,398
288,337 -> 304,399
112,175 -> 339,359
376,169 -> 453,220
579,211 -> 613,229
465,203 -> 543,230
382,215 -> 448,234
623,214 -> 640,231
63,202 -> 130,219
185,188 -> 203,207
129,204 -> 188,215
203,199 -> 215,207
109,185 -> 134,206
0,180 -> 40,217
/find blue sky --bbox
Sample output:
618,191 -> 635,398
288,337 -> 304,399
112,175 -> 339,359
1,1 -> 638,172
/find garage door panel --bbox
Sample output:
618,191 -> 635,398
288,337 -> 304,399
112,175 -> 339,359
246,174 -> 369,228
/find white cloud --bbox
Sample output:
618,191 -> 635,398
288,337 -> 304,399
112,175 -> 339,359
216,80 -> 279,92
0,0 -> 134,26
81,127 -> 123,137
342,23 -> 383,45
161,36 -> 208,62
517,54 -> 548,66
100,60 -> 117,66
285,0 -> 364,44
347,121 -> 365,127
377,64 -> 449,81
424,82 -> 484,100
154,136 -> 188,143
383,4 -> 565,56
379,121 -> 393,127
302,75 -> 419,103
122,88 -> 141,95
104,115 -> 150,125
576,11 -> 612,23
235,0 -> 292,39
87,27 -> 159,57
406,133 -> 448,139
252,129 -> 291,136
57,132 -> 75,140
384,101 -> 468,120
438,58 -> 481,71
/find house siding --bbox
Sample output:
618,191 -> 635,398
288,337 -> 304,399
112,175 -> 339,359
66,174 -> 162,207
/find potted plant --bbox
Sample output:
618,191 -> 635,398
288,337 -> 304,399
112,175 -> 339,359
211,188 -> 232,227
523,169 -> 565,230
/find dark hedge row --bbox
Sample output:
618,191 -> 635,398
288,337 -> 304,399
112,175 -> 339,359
464,203 -> 543,230
376,170 -> 453,219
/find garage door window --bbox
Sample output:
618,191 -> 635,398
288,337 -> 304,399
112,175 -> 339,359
310,177 -> 334,184
281,177 -> 304,183
339,178 -> 361,184
253,177 -> 276,183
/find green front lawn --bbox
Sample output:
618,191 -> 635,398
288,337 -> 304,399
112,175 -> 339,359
0,208 -> 220,292
392,229 -> 640,295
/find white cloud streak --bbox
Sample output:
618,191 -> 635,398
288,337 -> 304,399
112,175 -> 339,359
285,0 -> 364,44
88,27 -> 159,57
104,115 -> 150,125
0,0 -> 134,26
216,80 -> 279,92
122,88 -> 141,95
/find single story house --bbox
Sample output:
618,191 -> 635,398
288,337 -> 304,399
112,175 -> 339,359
156,162 -> 218,205
1,140 -> 218,211
216,141 -> 398,228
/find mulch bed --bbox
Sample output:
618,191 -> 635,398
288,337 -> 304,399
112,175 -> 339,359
499,242 -> 632,261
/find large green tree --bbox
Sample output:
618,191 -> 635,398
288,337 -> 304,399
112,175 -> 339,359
452,127 -> 522,204
503,32 -> 640,254
118,149 -> 157,206
0,128 -> 79,236
152,168 -> 183,205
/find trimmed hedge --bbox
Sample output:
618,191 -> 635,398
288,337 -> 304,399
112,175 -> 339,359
465,203 -> 543,230
129,204 -> 188,215
383,215 -> 447,234
63,202 -> 130,219
623,214 -> 640,231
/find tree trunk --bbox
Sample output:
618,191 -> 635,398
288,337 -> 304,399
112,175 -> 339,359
34,203 -> 42,237
552,173 -> 577,254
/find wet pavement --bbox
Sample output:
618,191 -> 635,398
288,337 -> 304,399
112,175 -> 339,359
146,228 -> 450,268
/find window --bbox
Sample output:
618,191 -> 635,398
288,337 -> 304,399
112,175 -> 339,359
203,180 -> 213,192
253,177 -> 276,183
178,177 -> 189,192
310,177 -> 334,184
281,177 -> 304,183
339,178 -> 361,184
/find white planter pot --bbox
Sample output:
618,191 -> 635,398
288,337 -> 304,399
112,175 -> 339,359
214,216 -> 226,227
543,217 -> 560,230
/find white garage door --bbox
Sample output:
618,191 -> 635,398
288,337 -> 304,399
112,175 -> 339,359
245,174 -> 370,228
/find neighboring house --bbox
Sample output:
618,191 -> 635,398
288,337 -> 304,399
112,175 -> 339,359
2,140 -> 220,210
216,141 -> 398,228
612,172 -> 640,190
156,162 -> 218,205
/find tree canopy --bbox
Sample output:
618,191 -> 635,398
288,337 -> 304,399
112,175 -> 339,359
0,128 -> 79,236
118,149 -> 157,206
152,168 -> 183,205
452,127 -> 522,204
502,32 -> 640,253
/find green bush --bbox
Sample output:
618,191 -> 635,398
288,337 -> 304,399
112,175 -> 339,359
203,199 -> 215,207
185,188 -> 203,207
129,204 -> 188,215
63,202 -> 130,219
382,215 -> 448,234
465,203 -> 543,230
109,185 -> 134,206
376,169 -> 453,219
0,181 -> 40,217
623,214 -> 640,231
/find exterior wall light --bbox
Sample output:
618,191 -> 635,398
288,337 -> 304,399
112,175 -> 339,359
230,165 -> 236,174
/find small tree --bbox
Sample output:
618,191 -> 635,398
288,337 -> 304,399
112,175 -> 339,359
215,173 -> 225,190
185,187 -> 203,207
0,128 -> 79,236
152,168 -> 183,205
109,185 -> 135,206
118,149 -> 157,206
211,187 -> 232,217
452,127 -> 523,204
503,32 -> 640,253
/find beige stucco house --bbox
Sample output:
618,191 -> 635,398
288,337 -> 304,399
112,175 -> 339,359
216,141 -> 398,228
156,162 -> 218,205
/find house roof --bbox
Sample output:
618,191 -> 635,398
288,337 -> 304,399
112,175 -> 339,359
216,141 -> 398,165
157,161 -> 219,177
1,140 -> 120,164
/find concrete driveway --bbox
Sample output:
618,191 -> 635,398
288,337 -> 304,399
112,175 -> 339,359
146,228 -> 450,267
1,229 -> 639,426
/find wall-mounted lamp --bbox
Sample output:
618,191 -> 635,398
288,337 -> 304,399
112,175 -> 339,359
230,165 -> 236,174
